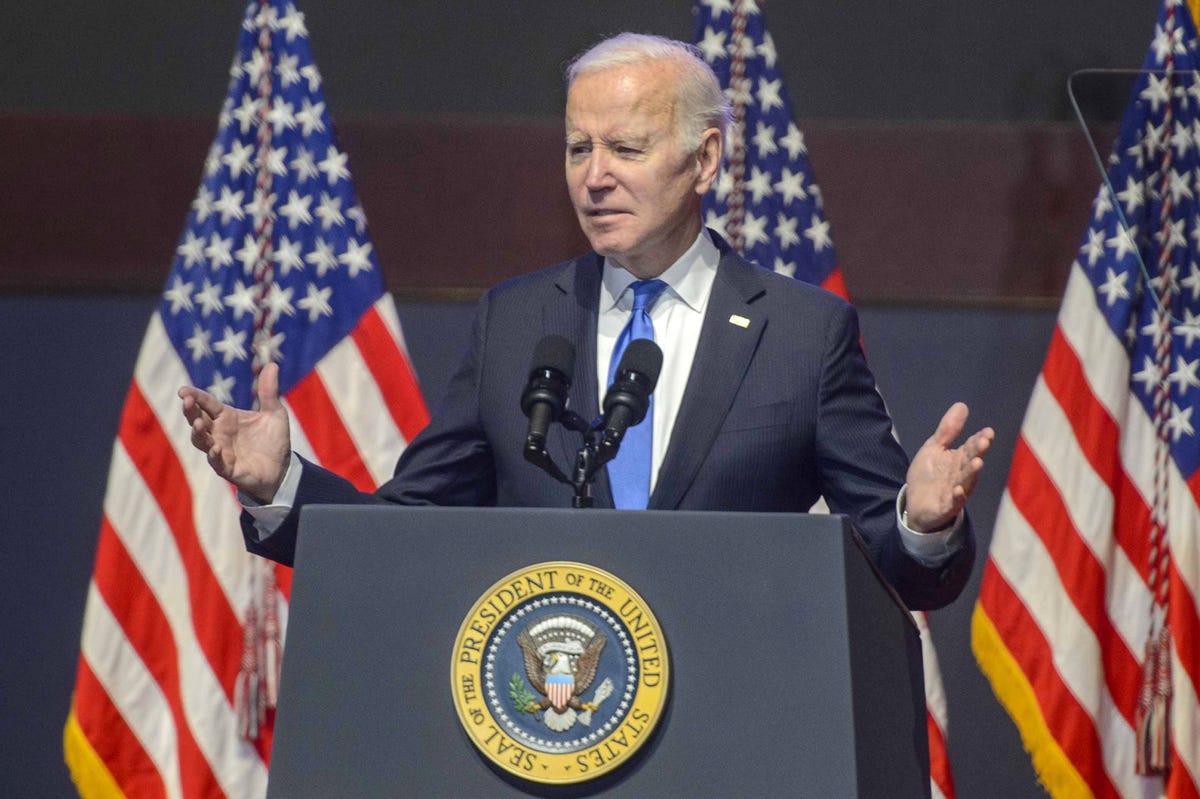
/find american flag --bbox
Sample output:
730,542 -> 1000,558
972,0 -> 1200,796
692,2 -> 956,797
63,2 -> 428,797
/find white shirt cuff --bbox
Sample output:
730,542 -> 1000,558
238,451 -> 302,540
895,484 -> 963,567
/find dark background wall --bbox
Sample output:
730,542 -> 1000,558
0,1 -> 1162,796
0,2 -> 1157,119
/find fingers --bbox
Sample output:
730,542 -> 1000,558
955,430 -> 993,498
179,386 -> 222,456
179,385 -> 225,422
964,426 -> 995,460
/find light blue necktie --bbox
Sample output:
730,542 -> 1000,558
607,279 -> 668,509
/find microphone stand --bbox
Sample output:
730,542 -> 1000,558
523,410 -> 615,509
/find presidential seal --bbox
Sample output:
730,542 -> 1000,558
451,561 -> 669,785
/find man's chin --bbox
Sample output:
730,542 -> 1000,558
583,233 -> 629,261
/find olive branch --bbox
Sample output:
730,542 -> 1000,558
509,673 -> 540,716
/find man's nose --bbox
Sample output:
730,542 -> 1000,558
584,150 -> 616,191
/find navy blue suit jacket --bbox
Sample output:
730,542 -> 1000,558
245,234 -> 974,610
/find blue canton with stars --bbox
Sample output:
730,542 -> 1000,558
159,0 -> 384,410
692,0 -> 838,285
1081,1 -> 1200,479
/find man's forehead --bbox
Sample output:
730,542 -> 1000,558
565,64 -> 678,137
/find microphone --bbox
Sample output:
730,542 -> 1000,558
598,339 -> 663,464
521,334 -> 576,450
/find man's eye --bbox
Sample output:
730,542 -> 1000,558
615,146 -> 641,156
568,144 -> 590,157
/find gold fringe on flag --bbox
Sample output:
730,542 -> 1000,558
970,607 -> 1090,799
63,705 -> 125,799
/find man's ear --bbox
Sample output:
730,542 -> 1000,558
694,127 -> 723,195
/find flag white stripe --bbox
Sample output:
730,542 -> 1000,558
1167,456 -> 1200,786
135,316 -> 258,617
316,334 -> 405,486
138,317 -> 295,653
1056,266 -> 1157,513
991,494 -> 1161,798
1167,462 -> 1200,623
1170,646 -> 1200,789
105,441 -> 268,798
913,611 -> 949,729
1057,263 -> 1134,415
283,394 -> 318,466
80,581 -> 185,799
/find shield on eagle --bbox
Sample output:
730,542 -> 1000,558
514,614 -> 607,729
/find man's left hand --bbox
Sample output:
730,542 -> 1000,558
904,402 -> 994,533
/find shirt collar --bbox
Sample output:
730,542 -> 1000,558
600,230 -> 721,313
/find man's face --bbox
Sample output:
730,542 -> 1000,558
565,61 -> 719,279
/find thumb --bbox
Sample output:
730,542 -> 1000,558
927,402 -> 969,449
256,362 -> 282,412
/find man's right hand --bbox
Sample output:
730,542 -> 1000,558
179,362 -> 292,504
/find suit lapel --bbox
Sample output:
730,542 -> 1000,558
544,253 -> 610,504
650,250 -> 767,510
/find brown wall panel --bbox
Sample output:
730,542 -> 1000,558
0,114 -> 1106,303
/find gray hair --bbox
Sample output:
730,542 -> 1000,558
566,33 -> 732,152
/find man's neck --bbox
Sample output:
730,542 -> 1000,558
607,218 -> 705,279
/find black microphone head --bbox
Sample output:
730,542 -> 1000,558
522,334 -> 575,421
614,338 -> 663,392
601,339 -> 663,423
529,334 -> 576,380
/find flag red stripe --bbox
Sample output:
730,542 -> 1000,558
351,306 -> 430,442
73,656 -> 168,799
978,561 -> 1123,799
1006,436 -> 1143,723
1040,326 -> 1152,579
286,370 -> 375,491
93,516 -> 225,799
1168,748 -> 1200,799
119,384 -> 245,702
926,707 -> 955,798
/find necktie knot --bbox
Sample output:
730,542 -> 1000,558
629,279 -> 668,313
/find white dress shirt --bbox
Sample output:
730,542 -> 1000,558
597,231 -> 720,492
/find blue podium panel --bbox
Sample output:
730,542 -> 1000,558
267,507 -> 928,798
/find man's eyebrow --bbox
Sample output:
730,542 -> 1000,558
608,134 -> 653,148
565,132 -> 654,148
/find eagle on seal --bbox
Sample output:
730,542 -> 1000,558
516,616 -> 607,732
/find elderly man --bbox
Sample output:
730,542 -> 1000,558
180,33 -> 993,610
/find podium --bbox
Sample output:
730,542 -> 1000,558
266,507 -> 929,797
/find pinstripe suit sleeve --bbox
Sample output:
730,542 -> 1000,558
814,302 -> 974,610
